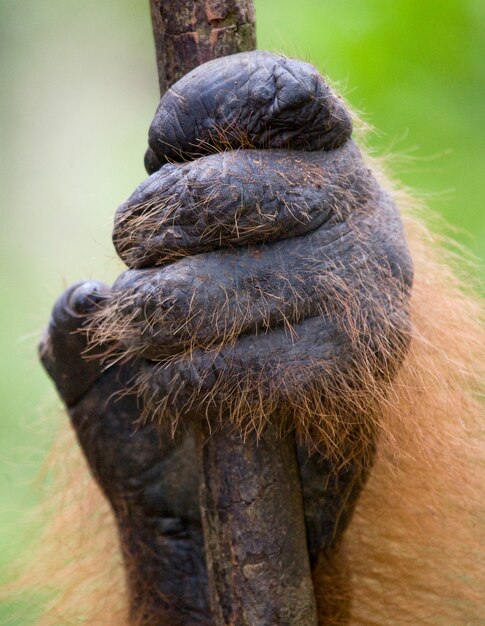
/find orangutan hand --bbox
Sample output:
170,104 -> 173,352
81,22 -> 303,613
97,51 -> 413,451
40,51 -> 413,625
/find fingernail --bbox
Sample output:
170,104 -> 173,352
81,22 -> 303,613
68,282 -> 108,315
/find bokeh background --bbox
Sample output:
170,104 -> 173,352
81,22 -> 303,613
1,0 -> 484,622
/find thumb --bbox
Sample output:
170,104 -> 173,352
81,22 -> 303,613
40,280 -> 110,406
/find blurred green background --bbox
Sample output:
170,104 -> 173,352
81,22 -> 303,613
0,0 -> 484,622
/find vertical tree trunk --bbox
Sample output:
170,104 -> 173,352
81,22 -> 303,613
148,2 -> 318,624
150,0 -> 256,92
195,422 -> 319,626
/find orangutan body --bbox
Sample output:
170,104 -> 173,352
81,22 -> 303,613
38,52 -> 485,625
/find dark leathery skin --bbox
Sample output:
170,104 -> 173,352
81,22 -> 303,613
72,371 -> 211,626
40,287 -> 211,624
110,189 -> 410,367
39,281 -> 109,406
113,51 -> 412,622
116,142 -> 372,269
144,51 -> 352,172
40,285 -> 372,624
109,52 -> 412,406
41,51 -> 413,624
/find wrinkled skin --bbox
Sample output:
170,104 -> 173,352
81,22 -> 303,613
40,51 -> 412,624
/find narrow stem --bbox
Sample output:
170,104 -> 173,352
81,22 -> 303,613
149,0 -> 256,94
148,1 -> 318,624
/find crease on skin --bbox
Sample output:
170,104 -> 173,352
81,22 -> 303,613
115,144 -> 372,269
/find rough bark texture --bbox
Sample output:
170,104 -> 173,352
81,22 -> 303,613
148,2 -> 319,624
197,422 -> 318,626
150,0 -> 256,93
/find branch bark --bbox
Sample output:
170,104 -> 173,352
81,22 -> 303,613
195,422 -> 319,625
148,2 -> 318,624
150,0 -> 256,92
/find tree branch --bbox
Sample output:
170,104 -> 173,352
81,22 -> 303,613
148,2 -> 318,624
150,0 -> 256,92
